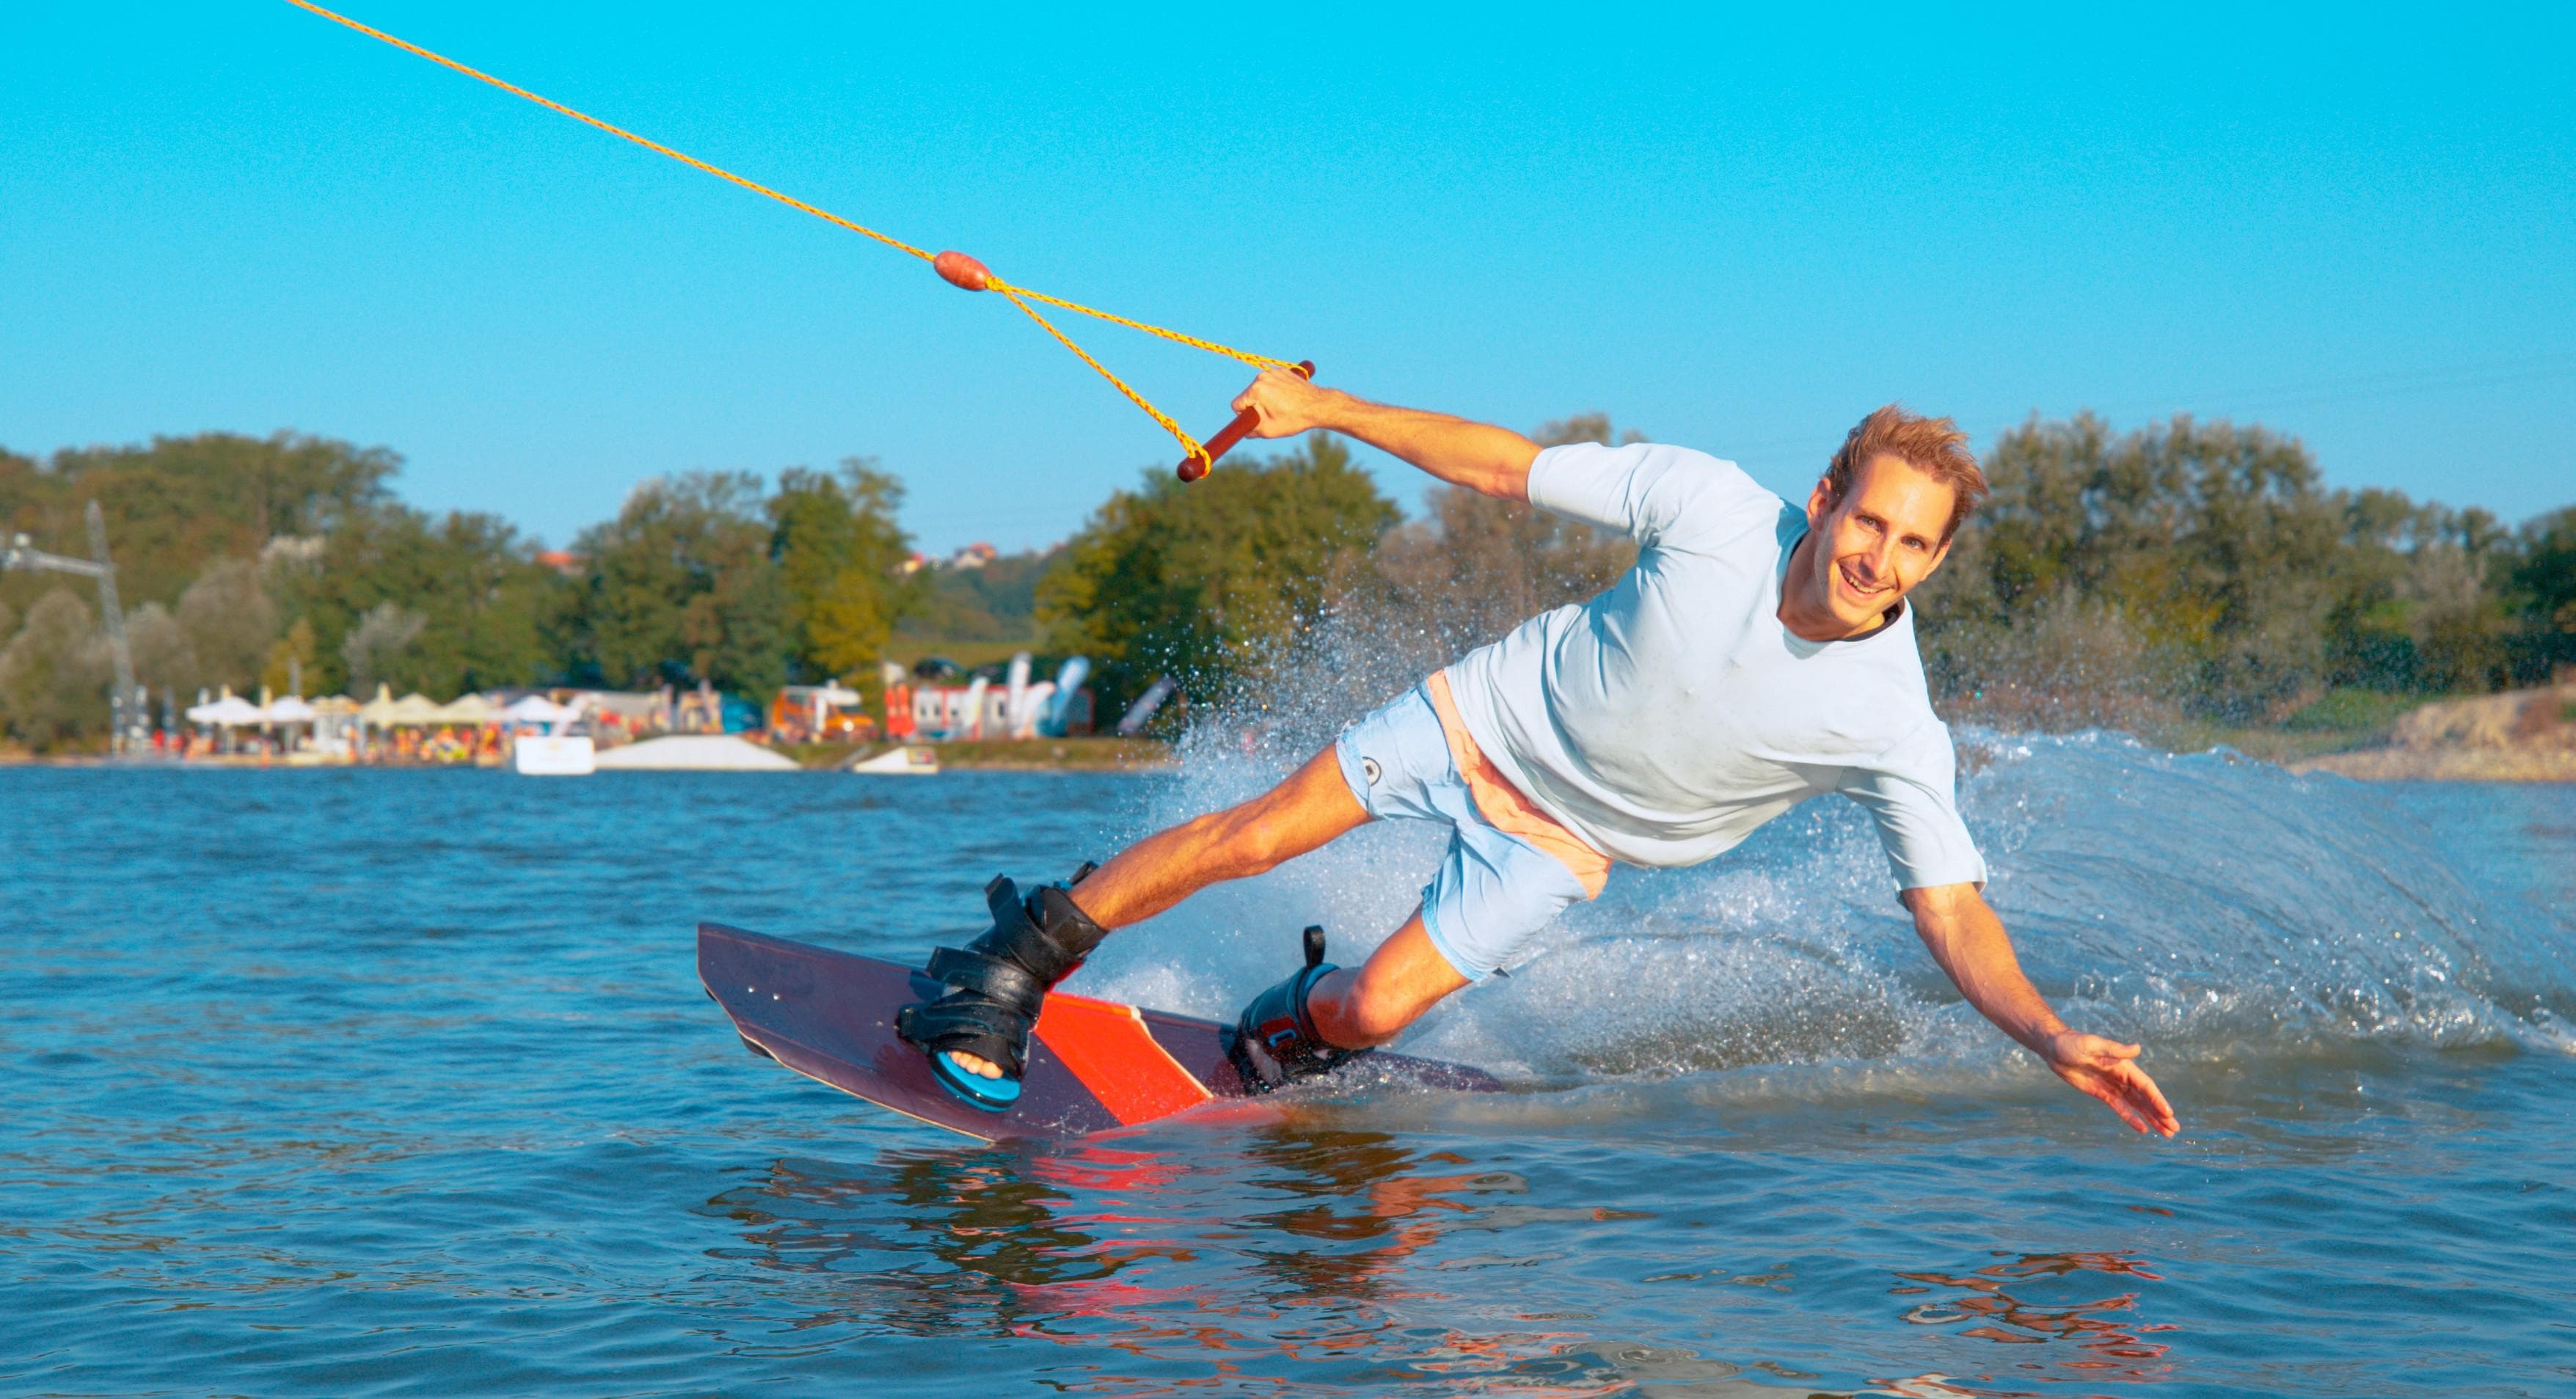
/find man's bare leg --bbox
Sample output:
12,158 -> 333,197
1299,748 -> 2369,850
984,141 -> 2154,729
944,745 -> 1372,1081
1306,913 -> 1471,1048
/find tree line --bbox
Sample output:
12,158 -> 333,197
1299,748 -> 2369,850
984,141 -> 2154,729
0,435 -> 911,750
1913,414 -> 2576,730
1033,410 -> 2575,741
3,413 -> 2571,752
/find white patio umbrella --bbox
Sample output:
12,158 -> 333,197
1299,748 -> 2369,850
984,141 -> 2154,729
500,695 -> 579,725
186,695 -> 267,726
263,695 -> 320,723
432,693 -> 498,725
384,693 -> 444,726
357,684 -> 404,726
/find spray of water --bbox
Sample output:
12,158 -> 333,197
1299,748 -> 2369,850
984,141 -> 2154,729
1068,585 -> 2575,1095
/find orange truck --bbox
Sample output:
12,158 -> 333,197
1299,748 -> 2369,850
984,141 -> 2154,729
768,684 -> 880,745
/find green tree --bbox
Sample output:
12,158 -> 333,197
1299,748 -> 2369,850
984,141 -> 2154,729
2297,490 -> 2522,693
897,548 -> 1062,643
1039,435 -> 1396,711
175,560 -> 280,695
280,508 -> 555,699
261,618 -> 320,698
770,459 -> 914,679
0,431 -> 558,704
1913,411 -> 2569,729
1362,412 -> 1640,661
1260,412 -> 1650,725
338,603 -> 426,698
2511,505 -> 2576,670
1921,413 -> 2390,723
0,590 -> 109,750
123,602 -> 198,707
1,433 -> 398,618
561,472 -> 790,697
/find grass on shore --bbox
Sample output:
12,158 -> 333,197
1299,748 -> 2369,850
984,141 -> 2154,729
880,638 -> 1046,673
2151,721 -> 2395,766
2144,687 -> 2430,764
773,736 -> 1172,771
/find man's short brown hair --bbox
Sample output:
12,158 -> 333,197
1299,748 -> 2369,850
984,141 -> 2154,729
1823,404 -> 1988,541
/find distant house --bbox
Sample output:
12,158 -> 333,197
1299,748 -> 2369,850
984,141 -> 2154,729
535,549 -> 585,577
902,542 -> 1001,574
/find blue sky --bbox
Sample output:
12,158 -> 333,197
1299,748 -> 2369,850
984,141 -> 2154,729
5,3 -> 2571,553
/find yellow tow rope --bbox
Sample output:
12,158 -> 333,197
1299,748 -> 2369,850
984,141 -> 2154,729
283,0 -> 1302,475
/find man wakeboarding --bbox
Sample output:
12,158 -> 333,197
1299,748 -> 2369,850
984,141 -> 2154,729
897,368 -> 2181,1137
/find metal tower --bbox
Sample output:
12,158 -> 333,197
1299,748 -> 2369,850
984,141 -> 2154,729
3,500 -> 145,755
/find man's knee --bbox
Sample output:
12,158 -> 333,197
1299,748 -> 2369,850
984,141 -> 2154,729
1325,924 -> 1470,1047
1338,979 -> 1434,1044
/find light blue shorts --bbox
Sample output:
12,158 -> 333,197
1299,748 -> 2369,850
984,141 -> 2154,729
1334,684 -> 1591,982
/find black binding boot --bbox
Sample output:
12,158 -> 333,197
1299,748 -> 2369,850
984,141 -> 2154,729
897,863 -> 1106,1111
1228,925 -> 1371,1092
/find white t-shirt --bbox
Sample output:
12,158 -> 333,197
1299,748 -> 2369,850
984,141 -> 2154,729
1442,441 -> 1988,891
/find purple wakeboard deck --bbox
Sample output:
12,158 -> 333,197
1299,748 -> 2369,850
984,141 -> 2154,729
699,922 -> 1503,1143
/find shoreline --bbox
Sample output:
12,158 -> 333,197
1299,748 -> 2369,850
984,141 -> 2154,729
0,736 -> 1179,773
2289,748 -> 2576,783
786,737 -> 1175,773
11,686 -> 2573,782
2287,683 -> 2576,784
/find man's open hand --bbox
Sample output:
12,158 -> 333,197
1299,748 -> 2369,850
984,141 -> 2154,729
1231,366 -> 1339,438
2045,1031 -> 2178,1136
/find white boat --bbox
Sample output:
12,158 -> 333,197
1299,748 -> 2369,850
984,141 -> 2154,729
849,744 -> 940,776
512,734 -> 597,776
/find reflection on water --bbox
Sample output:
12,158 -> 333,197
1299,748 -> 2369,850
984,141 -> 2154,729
698,1128 -> 2201,1398
708,1130 -> 1497,1332
1893,1252 -> 2175,1391
1239,1128 -> 1534,1306
701,1146 -> 1164,1344
703,1128 -> 1723,1393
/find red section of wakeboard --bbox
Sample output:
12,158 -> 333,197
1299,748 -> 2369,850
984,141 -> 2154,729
1032,993 -> 1214,1125
698,921 -> 1503,1143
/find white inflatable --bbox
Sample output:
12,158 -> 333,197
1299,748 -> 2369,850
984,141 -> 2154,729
850,744 -> 940,776
511,734 -> 596,776
591,735 -> 799,772
1004,651 -> 1035,737
1040,657 -> 1090,737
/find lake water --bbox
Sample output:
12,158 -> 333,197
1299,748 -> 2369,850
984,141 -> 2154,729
7,736 -> 2573,1396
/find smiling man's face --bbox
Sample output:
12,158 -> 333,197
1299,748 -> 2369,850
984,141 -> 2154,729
1797,453 -> 1957,636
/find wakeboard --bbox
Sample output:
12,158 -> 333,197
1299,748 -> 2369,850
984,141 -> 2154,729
699,921 -> 1503,1142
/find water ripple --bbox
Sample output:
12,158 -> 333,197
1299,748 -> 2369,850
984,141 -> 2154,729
3,761 -> 2572,1395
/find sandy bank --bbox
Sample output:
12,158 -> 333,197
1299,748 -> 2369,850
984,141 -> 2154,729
2292,683 -> 2576,782
872,737 -> 1173,772
765,736 -> 1173,772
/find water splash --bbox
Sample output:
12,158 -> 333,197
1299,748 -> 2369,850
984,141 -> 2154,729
1073,722 -> 2576,1087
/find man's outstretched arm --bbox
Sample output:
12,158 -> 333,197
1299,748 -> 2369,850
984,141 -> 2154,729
1902,883 -> 2180,1136
1230,367 -> 1538,501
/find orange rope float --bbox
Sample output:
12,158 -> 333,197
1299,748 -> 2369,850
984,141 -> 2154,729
282,0 -> 1303,479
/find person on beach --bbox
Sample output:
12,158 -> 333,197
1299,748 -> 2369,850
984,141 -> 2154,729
898,369 -> 2181,1137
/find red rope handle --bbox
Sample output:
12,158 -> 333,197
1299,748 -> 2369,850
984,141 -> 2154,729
1178,362 -> 1315,481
